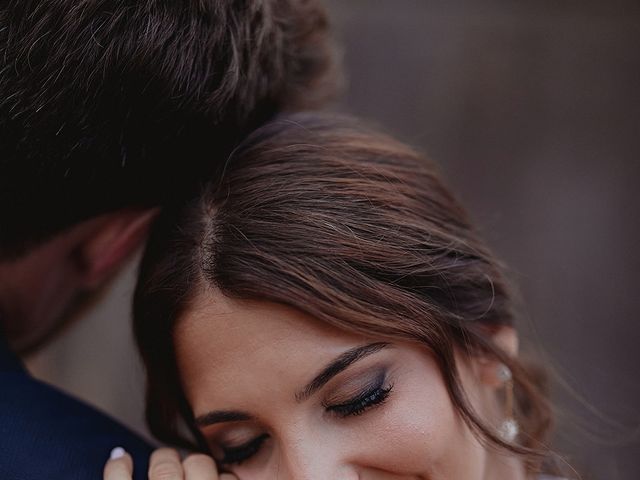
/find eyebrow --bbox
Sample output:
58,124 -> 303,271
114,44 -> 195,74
295,342 -> 390,402
193,341 -> 391,427
195,410 -> 254,427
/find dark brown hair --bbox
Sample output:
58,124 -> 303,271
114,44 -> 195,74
0,0 -> 337,258
134,113 -> 557,473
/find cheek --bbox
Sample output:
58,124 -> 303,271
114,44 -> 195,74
352,358 -> 486,478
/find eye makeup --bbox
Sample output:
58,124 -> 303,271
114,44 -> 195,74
324,367 -> 394,418
202,348 -> 397,469
218,433 -> 270,466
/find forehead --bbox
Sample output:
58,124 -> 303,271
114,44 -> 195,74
174,290 -> 368,410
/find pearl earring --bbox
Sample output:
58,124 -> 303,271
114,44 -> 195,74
496,364 -> 519,442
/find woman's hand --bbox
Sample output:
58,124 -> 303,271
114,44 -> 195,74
104,447 -> 237,480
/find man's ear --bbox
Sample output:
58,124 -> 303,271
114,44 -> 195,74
77,208 -> 159,289
476,325 -> 519,388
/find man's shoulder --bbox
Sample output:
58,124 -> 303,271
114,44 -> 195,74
0,340 -> 152,479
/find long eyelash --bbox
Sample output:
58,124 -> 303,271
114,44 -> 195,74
327,384 -> 394,418
220,433 -> 269,466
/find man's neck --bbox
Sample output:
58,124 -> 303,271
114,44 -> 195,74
0,235 -> 81,354
0,308 -> 25,371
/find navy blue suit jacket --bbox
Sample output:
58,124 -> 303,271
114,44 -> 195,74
0,335 -> 153,479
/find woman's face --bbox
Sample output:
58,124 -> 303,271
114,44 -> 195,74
175,291 -> 521,480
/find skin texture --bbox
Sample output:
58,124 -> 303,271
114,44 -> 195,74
170,289 -> 528,480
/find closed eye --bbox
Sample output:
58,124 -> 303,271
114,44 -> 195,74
216,382 -> 393,468
325,375 -> 394,418
219,433 -> 269,466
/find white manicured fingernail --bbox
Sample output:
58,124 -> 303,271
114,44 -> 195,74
110,446 -> 126,460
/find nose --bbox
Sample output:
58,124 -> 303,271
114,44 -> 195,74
275,436 -> 360,480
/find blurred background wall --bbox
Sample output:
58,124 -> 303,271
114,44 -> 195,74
27,1 -> 640,478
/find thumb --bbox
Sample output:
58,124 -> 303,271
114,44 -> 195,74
104,447 -> 134,480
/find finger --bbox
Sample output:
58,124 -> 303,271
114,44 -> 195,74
149,448 -> 184,480
219,475 -> 238,480
183,454 -> 219,480
104,447 -> 134,480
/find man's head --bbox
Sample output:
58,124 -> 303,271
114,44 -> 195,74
0,0 -> 338,351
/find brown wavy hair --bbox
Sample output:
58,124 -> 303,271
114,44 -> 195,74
134,113 -> 559,474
